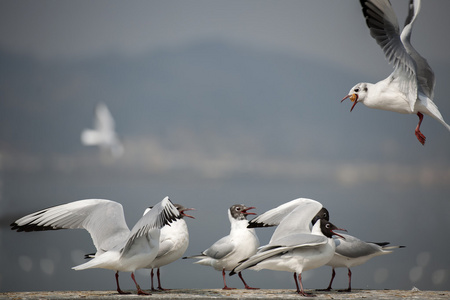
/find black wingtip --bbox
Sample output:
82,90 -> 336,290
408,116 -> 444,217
10,222 -> 61,232
247,222 -> 274,229
370,241 -> 391,247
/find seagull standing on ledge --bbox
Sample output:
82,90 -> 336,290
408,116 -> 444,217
318,234 -> 405,292
342,0 -> 450,145
145,204 -> 195,291
183,204 -> 259,290
232,198 -> 346,297
11,197 -> 180,295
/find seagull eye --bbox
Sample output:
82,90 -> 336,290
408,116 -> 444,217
325,223 -> 331,228
354,88 -> 360,93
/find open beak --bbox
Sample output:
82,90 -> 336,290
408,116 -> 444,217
341,94 -> 358,112
332,227 -> 347,240
242,206 -> 256,216
181,208 -> 196,219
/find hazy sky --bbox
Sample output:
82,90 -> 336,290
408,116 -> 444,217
1,0 -> 450,294
2,1 -> 450,70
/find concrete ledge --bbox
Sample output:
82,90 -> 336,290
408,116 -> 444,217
1,289 -> 449,299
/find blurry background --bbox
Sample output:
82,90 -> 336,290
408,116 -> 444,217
1,0 -> 449,293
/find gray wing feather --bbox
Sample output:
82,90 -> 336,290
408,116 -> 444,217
10,199 -> 130,253
156,239 -> 175,258
269,233 -> 327,248
203,236 -> 235,260
269,199 -> 323,243
361,0 -> 418,109
233,234 -> 326,274
335,234 -> 384,258
401,0 -> 434,99
122,197 -> 180,254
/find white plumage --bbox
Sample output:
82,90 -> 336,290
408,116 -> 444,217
81,102 -> 124,157
11,196 -> 180,295
342,0 -> 450,145
184,204 -> 259,290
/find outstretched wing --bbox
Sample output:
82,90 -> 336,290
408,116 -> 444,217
269,199 -> 323,243
121,196 -> 180,254
360,0 -> 418,110
401,0 -> 434,99
95,102 -> 115,132
248,198 -> 322,230
11,199 -> 130,254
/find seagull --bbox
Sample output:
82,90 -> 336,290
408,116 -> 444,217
341,0 -> 450,145
81,102 -> 124,157
144,204 -> 195,291
232,198 -> 345,297
318,234 -> 405,292
247,199 -> 330,237
10,196 -> 180,295
183,204 -> 260,290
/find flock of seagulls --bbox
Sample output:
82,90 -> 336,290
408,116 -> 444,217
10,0 -> 445,296
11,197 -> 403,296
11,197 -> 180,295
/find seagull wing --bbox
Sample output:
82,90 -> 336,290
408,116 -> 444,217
95,102 -> 115,132
11,199 -> 130,254
401,0 -> 435,99
360,0 -> 418,110
268,199 -> 323,243
203,235 -> 235,260
121,197 -> 180,255
231,233 -> 327,275
248,198 -> 322,230
334,234 -> 384,258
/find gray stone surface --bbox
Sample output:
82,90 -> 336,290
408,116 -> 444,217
1,289 -> 449,299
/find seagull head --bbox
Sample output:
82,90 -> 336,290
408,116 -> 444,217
320,219 -> 347,240
341,83 -> 368,111
230,204 -> 256,221
311,207 -> 330,225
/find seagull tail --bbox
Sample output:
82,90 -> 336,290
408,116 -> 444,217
420,96 -> 450,132
382,245 -> 406,252
72,252 -> 116,270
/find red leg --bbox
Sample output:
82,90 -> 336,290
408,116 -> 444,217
115,271 -> 131,295
293,272 -> 300,294
415,112 -> 426,145
317,268 -> 335,291
338,268 -> 352,292
157,268 -> 171,291
131,272 -> 151,295
238,272 -> 259,289
297,273 -> 315,297
150,268 -> 157,291
222,269 -> 236,290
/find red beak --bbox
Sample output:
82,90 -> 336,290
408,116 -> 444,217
242,206 -> 256,215
181,208 -> 196,219
332,227 -> 347,240
341,95 -> 350,103
341,94 -> 358,112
